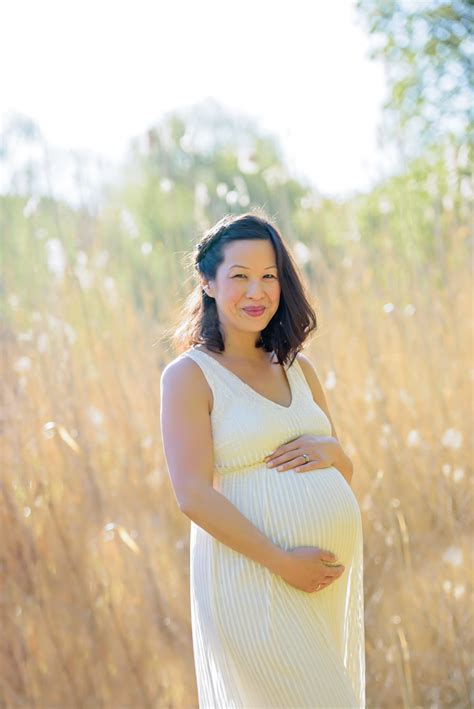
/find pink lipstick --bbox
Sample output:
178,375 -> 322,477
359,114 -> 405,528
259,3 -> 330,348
243,307 -> 265,317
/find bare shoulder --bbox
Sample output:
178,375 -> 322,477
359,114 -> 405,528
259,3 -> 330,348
295,352 -> 322,391
295,352 -> 339,441
160,354 -> 213,413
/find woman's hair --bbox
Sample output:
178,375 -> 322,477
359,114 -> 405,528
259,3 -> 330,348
169,209 -> 317,367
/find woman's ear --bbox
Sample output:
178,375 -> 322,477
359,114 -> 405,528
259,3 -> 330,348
201,280 -> 214,297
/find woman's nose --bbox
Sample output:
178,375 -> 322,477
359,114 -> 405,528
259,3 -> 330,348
246,281 -> 265,297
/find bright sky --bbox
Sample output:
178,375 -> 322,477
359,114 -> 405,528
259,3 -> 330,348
1,0 -> 393,201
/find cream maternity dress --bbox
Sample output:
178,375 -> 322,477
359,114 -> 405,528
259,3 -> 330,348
183,347 -> 366,708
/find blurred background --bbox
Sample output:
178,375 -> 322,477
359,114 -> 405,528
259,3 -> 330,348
1,0 -> 472,707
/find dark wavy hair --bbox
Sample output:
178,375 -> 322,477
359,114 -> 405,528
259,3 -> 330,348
169,210 -> 317,367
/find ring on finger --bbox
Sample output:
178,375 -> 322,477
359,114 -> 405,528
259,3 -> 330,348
302,453 -> 310,464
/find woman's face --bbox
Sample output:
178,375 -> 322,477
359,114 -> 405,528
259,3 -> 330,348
204,239 -> 281,338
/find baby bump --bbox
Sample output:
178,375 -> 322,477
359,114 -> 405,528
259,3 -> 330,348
218,465 -> 361,567
266,466 -> 361,562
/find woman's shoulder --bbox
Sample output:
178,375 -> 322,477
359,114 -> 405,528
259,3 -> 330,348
294,352 -> 323,394
161,349 -> 208,384
161,350 -> 213,412
295,351 -> 316,375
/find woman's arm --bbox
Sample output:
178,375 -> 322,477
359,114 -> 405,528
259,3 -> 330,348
180,485 -> 286,573
297,353 -> 354,484
330,441 -> 354,483
160,357 -> 287,575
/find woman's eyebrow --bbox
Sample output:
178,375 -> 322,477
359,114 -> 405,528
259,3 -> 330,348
228,264 -> 277,270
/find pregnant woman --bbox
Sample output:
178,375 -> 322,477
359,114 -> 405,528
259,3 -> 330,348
160,212 -> 366,708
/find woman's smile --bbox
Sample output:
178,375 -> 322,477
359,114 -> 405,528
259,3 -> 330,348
242,306 -> 266,317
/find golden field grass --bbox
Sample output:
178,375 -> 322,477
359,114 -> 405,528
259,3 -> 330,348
2,208 -> 472,708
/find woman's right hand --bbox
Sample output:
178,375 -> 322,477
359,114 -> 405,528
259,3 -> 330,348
274,546 -> 345,593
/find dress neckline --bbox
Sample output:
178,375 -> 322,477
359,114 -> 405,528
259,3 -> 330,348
190,347 -> 295,411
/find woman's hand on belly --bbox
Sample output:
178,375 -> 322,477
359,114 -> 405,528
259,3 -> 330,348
273,545 -> 346,594
264,434 -> 344,474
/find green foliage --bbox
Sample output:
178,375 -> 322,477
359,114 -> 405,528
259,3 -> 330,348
1,104 -> 471,333
356,0 -> 473,154
2,0 -> 473,333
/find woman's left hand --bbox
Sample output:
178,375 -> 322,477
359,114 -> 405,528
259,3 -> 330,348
264,434 -> 340,473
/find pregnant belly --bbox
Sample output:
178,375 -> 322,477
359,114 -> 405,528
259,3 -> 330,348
217,464 -> 361,568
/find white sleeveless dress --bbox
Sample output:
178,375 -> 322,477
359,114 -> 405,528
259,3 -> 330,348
182,347 -> 366,708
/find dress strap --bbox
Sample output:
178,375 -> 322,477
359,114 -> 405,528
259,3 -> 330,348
180,348 -> 229,415
286,355 -> 316,402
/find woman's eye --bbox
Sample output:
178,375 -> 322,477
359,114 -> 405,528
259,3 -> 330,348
232,274 -> 277,279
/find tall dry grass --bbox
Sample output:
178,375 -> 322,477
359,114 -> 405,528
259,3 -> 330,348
2,203 -> 472,708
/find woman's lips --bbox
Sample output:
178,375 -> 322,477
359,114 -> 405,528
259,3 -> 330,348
243,307 -> 265,317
